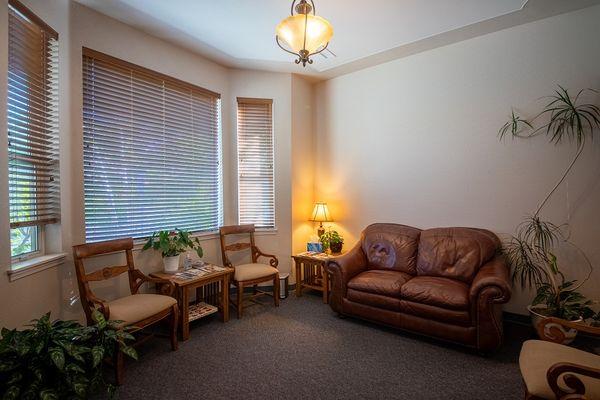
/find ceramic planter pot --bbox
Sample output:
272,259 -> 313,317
163,254 -> 180,273
330,242 -> 343,254
528,305 -> 582,344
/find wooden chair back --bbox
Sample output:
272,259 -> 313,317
219,224 -> 257,268
72,238 -> 137,324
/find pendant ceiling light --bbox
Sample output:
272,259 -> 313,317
275,0 -> 333,67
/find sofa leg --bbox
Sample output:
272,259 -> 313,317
337,313 -> 346,319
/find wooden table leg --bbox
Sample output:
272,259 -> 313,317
322,262 -> 329,304
222,274 -> 229,322
295,259 -> 302,297
181,286 -> 190,341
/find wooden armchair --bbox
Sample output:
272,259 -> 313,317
72,238 -> 179,384
520,317 -> 600,399
219,224 -> 280,318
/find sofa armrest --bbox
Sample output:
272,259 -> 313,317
469,255 -> 511,305
327,241 -> 368,286
470,255 -> 511,352
326,241 -> 367,313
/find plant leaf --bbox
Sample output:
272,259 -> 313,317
49,347 -> 65,370
120,345 -> 138,360
39,389 -> 59,400
91,345 -> 104,367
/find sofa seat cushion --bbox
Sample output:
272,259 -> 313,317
399,300 -> 471,326
348,269 -> 412,298
347,289 -> 402,311
108,294 -> 176,326
520,339 -> 600,399
400,276 -> 469,310
234,263 -> 278,282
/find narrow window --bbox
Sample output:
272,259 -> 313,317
8,0 -> 60,259
237,98 -> 275,229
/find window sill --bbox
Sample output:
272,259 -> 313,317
8,253 -> 67,282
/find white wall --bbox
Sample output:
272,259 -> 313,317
314,5 -> 600,314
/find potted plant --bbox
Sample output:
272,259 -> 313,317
499,86 -> 600,343
526,253 -> 595,344
0,311 -> 137,399
319,230 -> 344,254
143,229 -> 203,273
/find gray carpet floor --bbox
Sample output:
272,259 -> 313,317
116,293 -> 525,399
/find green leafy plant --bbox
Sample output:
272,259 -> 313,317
143,229 -> 203,258
0,310 -> 137,399
530,253 -> 596,321
319,230 -> 343,252
499,85 -> 600,321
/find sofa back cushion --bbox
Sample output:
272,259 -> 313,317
361,223 -> 421,275
416,227 -> 500,283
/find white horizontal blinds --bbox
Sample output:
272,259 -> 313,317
82,48 -> 222,242
237,98 -> 275,229
7,1 -> 60,229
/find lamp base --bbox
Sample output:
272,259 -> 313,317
317,225 -> 325,237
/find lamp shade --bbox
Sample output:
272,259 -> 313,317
276,14 -> 333,55
310,202 -> 332,223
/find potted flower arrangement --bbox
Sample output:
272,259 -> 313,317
499,86 -> 600,343
143,229 -> 203,273
319,230 -> 344,254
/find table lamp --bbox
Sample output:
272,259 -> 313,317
310,202 -> 332,237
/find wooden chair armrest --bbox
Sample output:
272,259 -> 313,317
131,270 -> 176,296
537,317 -> 600,343
253,247 -> 279,268
547,361 -> 600,399
88,293 -> 110,320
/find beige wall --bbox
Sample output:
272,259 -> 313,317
0,1 -> 299,327
314,5 -> 600,314
291,75 -> 316,258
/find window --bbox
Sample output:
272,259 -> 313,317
82,48 -> 222,243
7,0 -> 60,259
237,98 -> 275,229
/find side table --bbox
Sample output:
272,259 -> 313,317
292,252 -> 337,304
151,265 -> 233,341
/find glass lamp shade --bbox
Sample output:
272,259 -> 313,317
310,202 -> 332,223
276,14 -> 333,55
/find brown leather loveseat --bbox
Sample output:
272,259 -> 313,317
327,223 -> 511,352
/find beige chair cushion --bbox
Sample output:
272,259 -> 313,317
234,263 -> 278,282
519,339 -> 600,399
108,294 -> 176,326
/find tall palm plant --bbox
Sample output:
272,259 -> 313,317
499,86 -> 599,320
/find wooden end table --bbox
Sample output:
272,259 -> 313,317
151,265 -> 233,341
292,252 -> 336,304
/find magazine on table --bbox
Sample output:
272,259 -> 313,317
173,262 -> 228,280
297,251 -> 330,259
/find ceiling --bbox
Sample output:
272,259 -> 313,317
74,0 -> 600,80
